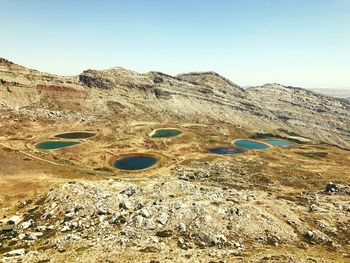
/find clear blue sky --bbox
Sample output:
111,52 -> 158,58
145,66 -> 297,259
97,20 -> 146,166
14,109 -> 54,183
1,0 -> 349,88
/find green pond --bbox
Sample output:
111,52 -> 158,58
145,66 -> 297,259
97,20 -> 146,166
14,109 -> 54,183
151,129 -> 182,138
113,156 -> 157,170
233,139 -> 270,150
54,132 -> 96,139
36,141 -> 81,150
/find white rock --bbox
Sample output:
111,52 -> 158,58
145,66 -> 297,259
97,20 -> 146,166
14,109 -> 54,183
61,225 -> 70,232
143,218 -> 156,230
120,200 -> 132,210
18,233 -> 26,240
99,215 -> 107,223
65,212 -> 75,220
34,232 -> 43,237
21,221 -> 32,229
140,208 -> 151,218
158,213 -> 168,225
36,226 -> 46,232
4,248 -> 26,257
177,222 -> 186,233
26,233 -> 38,241
8,215 -> 21,225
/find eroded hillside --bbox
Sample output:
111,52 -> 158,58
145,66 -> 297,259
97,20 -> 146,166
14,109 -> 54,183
1,58 -> 349,149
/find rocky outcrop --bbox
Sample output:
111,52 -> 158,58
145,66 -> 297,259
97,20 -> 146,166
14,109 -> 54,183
0,57 -> 15,65
79,67 -> 155,91
2,159 -> 349,262
177,71 -> 243,93
79,69 -> 116,89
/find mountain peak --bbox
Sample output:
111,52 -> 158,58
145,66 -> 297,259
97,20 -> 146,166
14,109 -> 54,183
177,71 -> 243,93
0,57 -> 14,65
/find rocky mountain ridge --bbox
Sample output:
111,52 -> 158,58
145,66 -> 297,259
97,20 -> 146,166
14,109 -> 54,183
0,58 -> 349,149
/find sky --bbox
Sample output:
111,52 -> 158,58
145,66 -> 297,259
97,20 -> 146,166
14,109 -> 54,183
1,0 -> 349,89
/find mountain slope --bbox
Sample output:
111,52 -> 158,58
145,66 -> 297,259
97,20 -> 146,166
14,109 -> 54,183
0,58 -> 349,149
311,88 -> 350,99
247,84 -> 350,148
1,58 -> 350,262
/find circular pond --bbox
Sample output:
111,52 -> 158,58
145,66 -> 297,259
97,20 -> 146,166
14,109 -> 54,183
54,132 -> 96,139
209,147 -> 245,155
113,155 -> 157,171
233,139 -> 270,150
264,139 -> 290,146
35,141 -> 81,150
151,129 -> 182,138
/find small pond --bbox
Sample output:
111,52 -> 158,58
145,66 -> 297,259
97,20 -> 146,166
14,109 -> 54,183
209,147 -> 245,155
264,139 -> 290,146
151,129 -> 182,138
36,141 -> 81,150
54,132 -> 96,139
233,139 -> 270,150
113,156 -> 157,171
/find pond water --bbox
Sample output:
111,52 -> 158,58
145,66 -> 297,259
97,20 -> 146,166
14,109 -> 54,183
36,141 -> 81,150
233,139 -> 270,150
113,156 -> 157,170
151,129 -> 182,138
54,132 -> 96,139
209,147 -> 245,154
264,139 -> 290,146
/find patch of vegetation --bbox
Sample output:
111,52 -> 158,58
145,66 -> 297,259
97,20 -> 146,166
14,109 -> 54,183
207,138 -> 223,144
296,152 -> 328,158
35,196 -> 47,206
42,229 -> 57,239
310,145 -> 329,150
94,167 -> 114,173
250,133 -> 283,139
156,230 -> 172,238
276,129 -> 301,137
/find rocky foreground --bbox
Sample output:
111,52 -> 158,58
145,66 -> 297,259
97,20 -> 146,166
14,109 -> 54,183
1,161 -> 350,262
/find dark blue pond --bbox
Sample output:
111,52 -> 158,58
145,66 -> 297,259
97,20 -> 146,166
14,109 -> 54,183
113,156 -> 157,171
264,139 -> 290,146
209,147 -> 245,155
233,140 -> 270,150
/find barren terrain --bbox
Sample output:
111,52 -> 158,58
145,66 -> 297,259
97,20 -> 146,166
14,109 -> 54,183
0,58 -> 350,262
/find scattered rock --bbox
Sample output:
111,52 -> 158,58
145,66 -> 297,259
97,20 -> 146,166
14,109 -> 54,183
7,215 -> 21,225
4,248 -> 26,257
21,220 -> 33,229
325,182 -> 338,194
2,224 -> 15,232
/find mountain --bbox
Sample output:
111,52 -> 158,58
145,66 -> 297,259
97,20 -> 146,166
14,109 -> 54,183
311,88 -> 350,104
1,58 -> 349,149
1,58 -> 350,262
311,88 -> 350,99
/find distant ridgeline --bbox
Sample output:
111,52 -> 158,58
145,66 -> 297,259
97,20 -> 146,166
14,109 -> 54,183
0,57 -> 349,150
